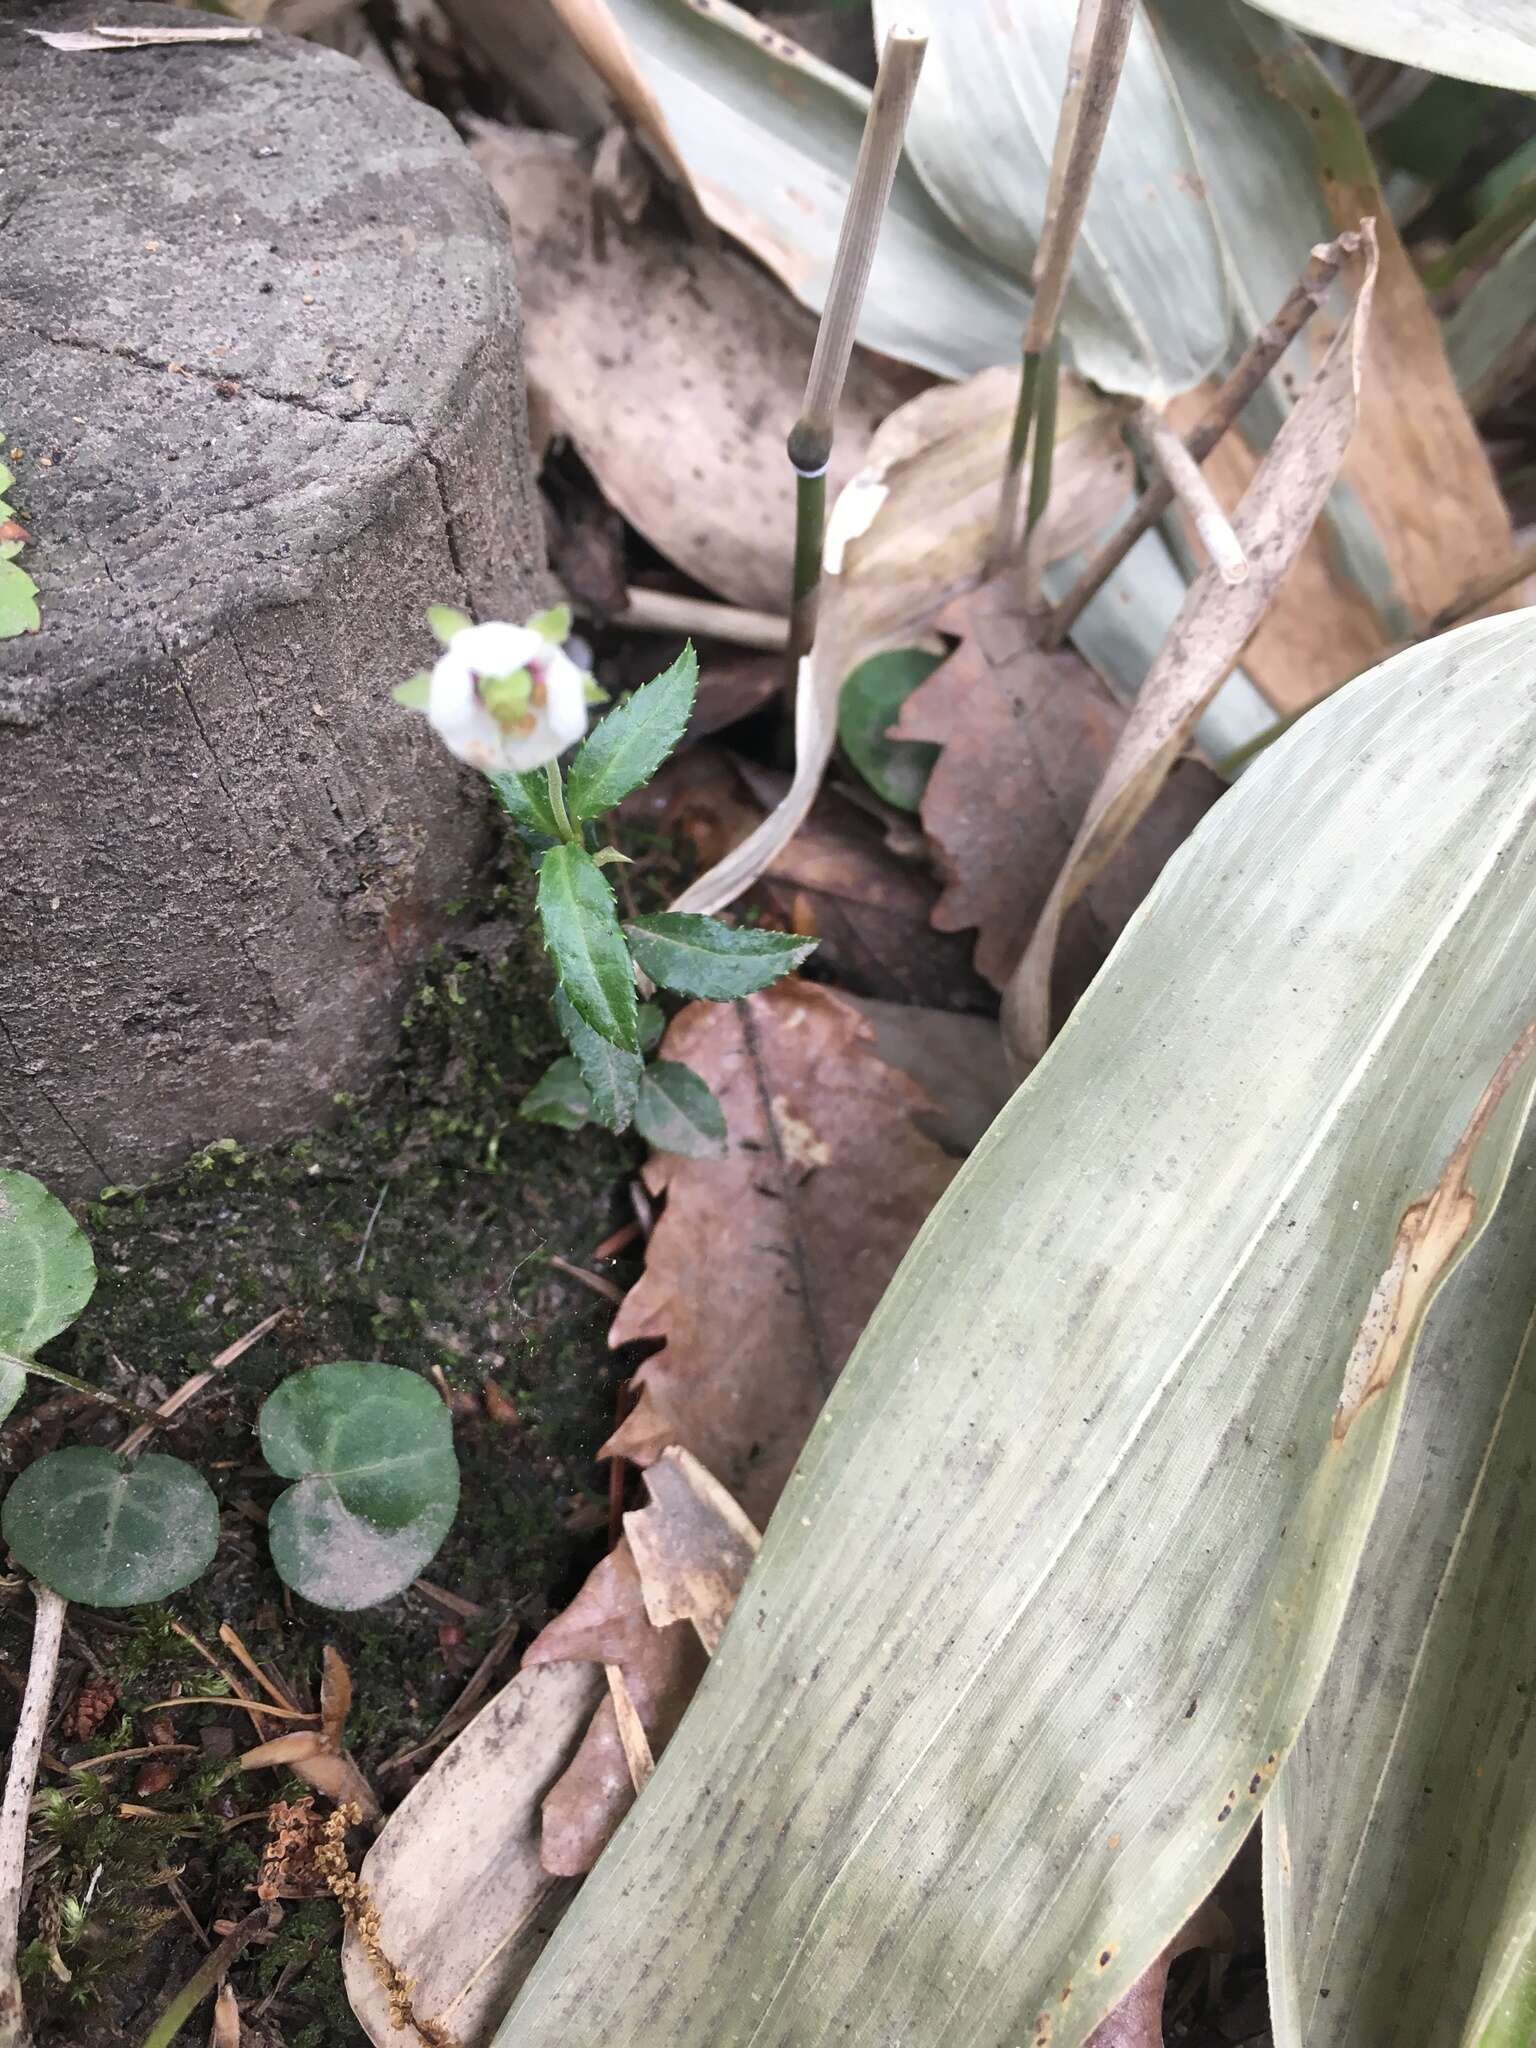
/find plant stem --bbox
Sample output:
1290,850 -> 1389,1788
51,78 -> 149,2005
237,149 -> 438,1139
785,19 -> 928,692
0,1586 -> 67,2048
545,761 -> 576,843
1042,227 -> 1362,646
1133,400 -> 1247,585
136,1906 -> 271,2048
990,0 -> 1135,569
1025,344 -> 1060,541
0,1346 -> 145,1420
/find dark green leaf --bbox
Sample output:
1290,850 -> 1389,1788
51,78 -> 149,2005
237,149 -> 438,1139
520,1056 -> 594,1131
837,648 -> 944,812
2,1449 -> 218,1605
638,1003 -> 666,1056
260,1361 -> 460,1611
489,767 -> 562,842
555,989 -> 641,1132
624,914 -> 816,1000
0,1168 -> 95,1356
564,644 -> 698,822
537,844 -> 640,1051
635,1062 -> 728,1158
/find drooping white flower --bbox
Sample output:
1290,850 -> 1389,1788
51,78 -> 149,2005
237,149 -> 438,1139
420,617 -> 591,775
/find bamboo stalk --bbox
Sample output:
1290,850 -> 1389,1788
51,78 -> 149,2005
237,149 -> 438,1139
991,0 -> 1136,569
1042,227 -> 1362,645
785,19 -> 928,690
1134,402 -> 1247,585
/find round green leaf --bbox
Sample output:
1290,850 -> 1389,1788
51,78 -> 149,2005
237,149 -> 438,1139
837,649 -> 943,813
635,1062 -> 728,1158
2,1449 -> 218,1606
260,1362 -> 460,1610
0,1168 -> 95,1356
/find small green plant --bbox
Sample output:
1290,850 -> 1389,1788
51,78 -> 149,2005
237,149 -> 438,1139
394,606 -> 817,1150
0,1170 -> 460,1612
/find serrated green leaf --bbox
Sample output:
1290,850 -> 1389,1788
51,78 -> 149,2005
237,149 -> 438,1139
2,1449 -> 218,1606
837,648 -> 944,813
260,1362 -> 459,1611
530,602 -> 573,644
634,1061 -> 727,1159
0,558 -> 39,637
519,1055 -> 594,1131
0,1169 -> 96,1356
555,989 -> 641,1132
564,645 -> 697,823
624,914 -> 816,1000
393,671 -> 432,710
536,844 -> 639,1052
427,604 -> 473,646
638,1003 -> 665,1056
489,767 -> 563,843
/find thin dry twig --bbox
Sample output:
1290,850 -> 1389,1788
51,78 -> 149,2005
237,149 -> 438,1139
547,1253 -> 625,1306
0,1586 -> 67,2048
1043,228 -> 1361,644
1133,403 -> 1247,585
116,1307 -> 288,1457
617,587 -> 788,651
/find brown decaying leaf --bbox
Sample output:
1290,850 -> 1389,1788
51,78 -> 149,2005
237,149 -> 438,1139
895,579 -> 1222,1006
845,997 -> 1014,1158
342,1661 -> 604,2048
524,980 -> 956,1875
1001,223 -> 1380,1071
468,126 -> 899,613
625,1446 -> 762,1654
625,746 -> 994,1010
526,1541 -> 707,1877
669,367 -> 1132,921
239,1647 -> 381,1825
1083,1895 -> 1232,2048
212,1981 -> 241,2048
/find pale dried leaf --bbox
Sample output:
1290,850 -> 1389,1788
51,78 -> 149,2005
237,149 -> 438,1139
541,0 -> 695,193
28,23 -> 260,47
211,1982 -> 240,2048
342,1661 -> 603,2048
469,127 -> 898,613
894,580 -> 1222,999
604,1664 -> 655,1793
319,1643 -> 351,1748
240,1731 -> 326,1772
671,368 -> 1130,919
1002,224 -> 1379,1069
625,1447 -> 762,1652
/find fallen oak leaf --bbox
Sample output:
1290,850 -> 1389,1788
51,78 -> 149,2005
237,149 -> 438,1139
1002,220 -> 1379,1071
894,578 -> 1222,1001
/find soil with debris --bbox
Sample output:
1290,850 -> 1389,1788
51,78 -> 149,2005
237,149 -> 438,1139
0,859 -> 640,2047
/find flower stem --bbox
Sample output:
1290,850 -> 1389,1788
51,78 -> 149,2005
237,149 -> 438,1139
545,761 -> 577,843
786,466 -> 828,693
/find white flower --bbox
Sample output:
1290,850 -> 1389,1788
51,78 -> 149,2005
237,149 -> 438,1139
427,619 -> 590,774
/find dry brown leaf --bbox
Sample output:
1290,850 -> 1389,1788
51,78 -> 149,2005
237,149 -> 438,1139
1002,224 -> 1380,1071
342,1661 -> 603,2048
526,1540 -> 706,1876
607,979 -> 958,1518
468,126 -> 898,614
603,1662 -> 656,1793
239,1648 -> 381,1825
211,1981 -> 240,2048
625,1446 -> 762,1653
845,998 -> 1015,1157
670,367 -> 1132,920
625,747 -> 993,1009
894,581 -> 1222,1003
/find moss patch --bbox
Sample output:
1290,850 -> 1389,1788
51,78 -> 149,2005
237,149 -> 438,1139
0,867 -> 640,2045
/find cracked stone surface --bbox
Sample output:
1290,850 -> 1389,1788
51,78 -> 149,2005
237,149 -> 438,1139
0,4 -> 544,1189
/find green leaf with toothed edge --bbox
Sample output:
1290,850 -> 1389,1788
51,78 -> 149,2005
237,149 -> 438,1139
564,644 -> 698,824
535,844 -> 638,1053
495,612 -> 1536,2048
519,1056 -> 593,1132
489,767 -> 563,843
554,988 -> 641,1133
623,914 -> 816,1001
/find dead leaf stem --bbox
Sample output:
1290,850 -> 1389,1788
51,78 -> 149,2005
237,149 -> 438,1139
1044,229 -> 1361,645
0,1585 -> 66,2048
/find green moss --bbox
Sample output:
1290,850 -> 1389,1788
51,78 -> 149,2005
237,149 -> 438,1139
3,863 -> 643,2044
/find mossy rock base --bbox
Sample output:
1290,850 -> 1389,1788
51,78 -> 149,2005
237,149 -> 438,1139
0,874 -> 636,2046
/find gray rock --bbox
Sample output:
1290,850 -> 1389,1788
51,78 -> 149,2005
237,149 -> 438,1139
0,4 -> 542,1191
